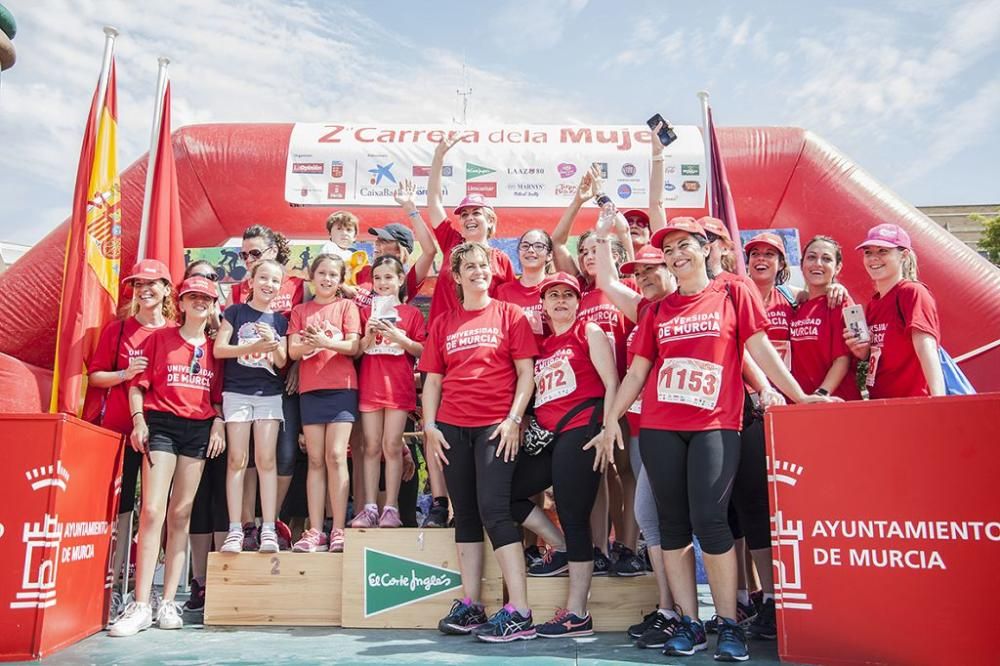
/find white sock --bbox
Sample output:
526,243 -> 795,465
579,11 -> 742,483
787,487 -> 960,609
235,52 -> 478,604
659,607 -> 680,621
228,522 -> 241,533
261,522 -> 276,533
364,503 -> 378,513
737,589 -> 750,606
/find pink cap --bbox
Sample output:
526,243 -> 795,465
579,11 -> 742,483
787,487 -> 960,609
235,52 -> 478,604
178,276 -> 219,300
620,245 -> 666,274
453,194 -> 494,216
650,217 -> 707,249
745,232 -> 786,258
622,209 -> 650,228
539,271 -> 581,298
123,259 -> 171,283
855,223 -> 912,251
698,216 -> 732,243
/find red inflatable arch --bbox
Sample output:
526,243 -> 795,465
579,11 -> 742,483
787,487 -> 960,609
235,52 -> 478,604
1,123 -> 997,412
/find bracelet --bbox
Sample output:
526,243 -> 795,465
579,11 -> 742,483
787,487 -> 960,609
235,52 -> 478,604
424,421 -> 438,431
131,411 -> 143,420
651,155 -> 664,163
507,414 -> 522,425
117,369 -> 127,382
406,210 -> 420,218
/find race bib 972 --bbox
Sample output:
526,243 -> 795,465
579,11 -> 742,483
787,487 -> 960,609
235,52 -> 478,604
534,358 -> 577,408
657,357 -> 723,410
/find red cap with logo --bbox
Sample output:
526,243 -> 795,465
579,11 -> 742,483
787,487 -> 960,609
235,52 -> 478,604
622,209 -> 650,229
178,276 -> 219,300
698,216 -> 732,243
855,223 -> 912,251
745,232 -> 786,258
539,271 -> 582,298
453,193 -> 495,216
123,259 -> 171,283
650,217 -> 707,249
620,245 -> 667,274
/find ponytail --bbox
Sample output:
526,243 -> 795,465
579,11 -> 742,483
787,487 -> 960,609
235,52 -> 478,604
902,248 -> 918,281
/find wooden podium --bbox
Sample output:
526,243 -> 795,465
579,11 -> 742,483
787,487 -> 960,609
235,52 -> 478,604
527,573 -> 659,631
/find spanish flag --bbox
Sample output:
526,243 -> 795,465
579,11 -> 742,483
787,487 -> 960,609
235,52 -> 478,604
50,59 -> 121,414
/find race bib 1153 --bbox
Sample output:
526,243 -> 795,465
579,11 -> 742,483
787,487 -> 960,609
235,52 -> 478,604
656,357 -> 723,410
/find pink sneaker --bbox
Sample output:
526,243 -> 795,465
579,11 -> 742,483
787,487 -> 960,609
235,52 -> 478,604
292,528 -> 329,553
329,528 -> 345,553
349,507 -> 379,529
378,506 -> 402,528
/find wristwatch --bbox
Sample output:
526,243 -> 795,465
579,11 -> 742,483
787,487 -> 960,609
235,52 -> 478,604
507,414 -> 523,425
813,388 -> 830,396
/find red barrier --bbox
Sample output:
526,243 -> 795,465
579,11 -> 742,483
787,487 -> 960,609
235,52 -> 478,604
0,414 -> 123,661
765,394 -> 1000,666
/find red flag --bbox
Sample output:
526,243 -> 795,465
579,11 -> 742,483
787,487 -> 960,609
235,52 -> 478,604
144,82 -> 185,281
708,107 -> 747,275
50,60 -> 121,414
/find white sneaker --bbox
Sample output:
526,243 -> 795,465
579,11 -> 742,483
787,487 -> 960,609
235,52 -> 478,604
259,528 -> 279,553
108,602 -> 153,637
156,600 -> 184,630
220,530 -> 243,554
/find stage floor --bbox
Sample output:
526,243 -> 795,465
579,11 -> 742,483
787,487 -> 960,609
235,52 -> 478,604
38,588 -> 785,665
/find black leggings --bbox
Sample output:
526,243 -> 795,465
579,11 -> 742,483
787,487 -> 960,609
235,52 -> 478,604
277,392 -> 301,477
190,452 -> 228,534
438,422 -> 520,549
732,418 -> 770,550
118,446 -> 142,515
639,428 -> 741,555
511,426 -> 602,562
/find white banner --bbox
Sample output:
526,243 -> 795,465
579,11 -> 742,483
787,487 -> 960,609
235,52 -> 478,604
284,123 -> 706,209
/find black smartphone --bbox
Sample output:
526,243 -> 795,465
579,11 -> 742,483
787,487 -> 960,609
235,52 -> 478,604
646,113 -> 678,147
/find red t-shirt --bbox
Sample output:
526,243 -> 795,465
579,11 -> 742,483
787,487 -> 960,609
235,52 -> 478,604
231,276 -> 305,319
418,299 -> 538,427
351,265 -> 424,309
534,321 -> 606,432
631,279 -> 768,432
624,296 -> 657,432
87,317 -> 177,434
578,278 -> 639,377
289,299 -> 362,393
429,221 -> 516,322
762,288 -> 794,370
715,271 -> 764,307
864,281 -> 940,399
790,296 -> 861,401
133,327 -> 223,421
358,303 -> 427,412
495,279 -> 546,336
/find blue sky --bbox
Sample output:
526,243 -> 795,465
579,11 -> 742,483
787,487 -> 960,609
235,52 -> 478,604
1,0 -> 998,246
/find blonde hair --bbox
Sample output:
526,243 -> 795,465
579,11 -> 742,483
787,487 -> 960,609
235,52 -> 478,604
450,242 -> 492,302
325,211 -> 359,235
902,248 -> 918,281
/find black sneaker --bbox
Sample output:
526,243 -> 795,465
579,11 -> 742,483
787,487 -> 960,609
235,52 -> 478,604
636,610 -> 680,649
422,500 -> 449,528
706,600 -> 756,633
524,545 -> 543,568
611,545 -> 645,577
528,548 -> 569,577
536,608 -> 593,638
592,547 -> 611,576
473,605 -> 536,643
663,615 -> 708,656
627,608 -> 660,640
637,544 -> 654,572
749,597 -> 777,640
437,599 -> 487,635
750,589 -> 764,612
715,616 -> 750,661
182,578 -> 205,613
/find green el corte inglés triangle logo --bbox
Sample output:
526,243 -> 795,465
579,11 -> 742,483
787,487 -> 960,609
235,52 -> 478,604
466,162 -> 496,179
363,548 -> 463,617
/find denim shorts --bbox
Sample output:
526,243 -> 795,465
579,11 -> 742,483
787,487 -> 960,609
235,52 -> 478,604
222,391 -> 284,423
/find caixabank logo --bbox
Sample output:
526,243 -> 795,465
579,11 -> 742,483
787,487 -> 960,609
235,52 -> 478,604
363,548 -> 462,617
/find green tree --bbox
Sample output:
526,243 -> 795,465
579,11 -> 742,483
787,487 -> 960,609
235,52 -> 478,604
970,211 -> 1000,266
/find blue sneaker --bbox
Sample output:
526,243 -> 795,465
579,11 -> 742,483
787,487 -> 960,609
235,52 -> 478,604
528,548 -> 569,577
706,600 -> 756,633
663,615 -> 708,656
715,616 -> 750,661
474,604 -> 536,643
535,608 -> 594,638
437,599 -> 487,635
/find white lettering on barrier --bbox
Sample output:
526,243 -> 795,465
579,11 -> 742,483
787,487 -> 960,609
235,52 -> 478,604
366,569 -> 455,593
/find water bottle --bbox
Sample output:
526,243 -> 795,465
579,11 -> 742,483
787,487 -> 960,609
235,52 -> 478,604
595,193 -> 616,232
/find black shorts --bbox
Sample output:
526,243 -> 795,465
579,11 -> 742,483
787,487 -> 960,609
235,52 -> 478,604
146,410 -> 214,459
300,389 -> 358,425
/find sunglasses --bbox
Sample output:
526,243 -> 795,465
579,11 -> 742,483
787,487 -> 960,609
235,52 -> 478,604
189,271 -> 219,282
239,247 -> 274,262
518,242 -> 550,253
190,345 -> 205,375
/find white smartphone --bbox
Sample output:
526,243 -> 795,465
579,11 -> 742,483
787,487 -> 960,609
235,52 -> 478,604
843,305 -> 870,343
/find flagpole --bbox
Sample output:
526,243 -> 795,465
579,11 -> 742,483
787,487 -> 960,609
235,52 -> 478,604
697,90 -> 713,216
95,27 -> 118,119
137,57 -> 170,261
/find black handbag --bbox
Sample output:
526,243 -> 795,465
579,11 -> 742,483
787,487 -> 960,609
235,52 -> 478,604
522,397 -> 603,456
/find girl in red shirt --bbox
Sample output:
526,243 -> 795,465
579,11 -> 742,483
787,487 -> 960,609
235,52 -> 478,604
590,218 -> 831,661
86,259 -> 176,619
351,255 -> 426,529
419,242 -> 539,643
495,229 -> 554,335
845,224 -> 944,397
288,255 -> 361,553
110,277 -> 225,637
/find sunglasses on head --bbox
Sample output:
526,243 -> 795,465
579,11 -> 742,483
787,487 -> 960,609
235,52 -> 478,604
190,345 -> 205,375
189,271 -> 219,282
239,247 -> 273,262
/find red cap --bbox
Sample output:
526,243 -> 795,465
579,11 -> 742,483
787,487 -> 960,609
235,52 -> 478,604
855,223 -> 912,251
698,216 -> 732,243
123,259 -> 171,283
622,209 -> 650,228
178,276 -> 219,300
650,217 -> 707,249
745,232 -> 786,258
539,271 -> 581,298
453,194 -> 494,216
620,245 -> 667,274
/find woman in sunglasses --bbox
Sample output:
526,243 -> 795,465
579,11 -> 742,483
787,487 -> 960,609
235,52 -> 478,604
110,276 -> 225,637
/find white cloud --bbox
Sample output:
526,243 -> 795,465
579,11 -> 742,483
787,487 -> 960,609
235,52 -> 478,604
490,0 -> 589,51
